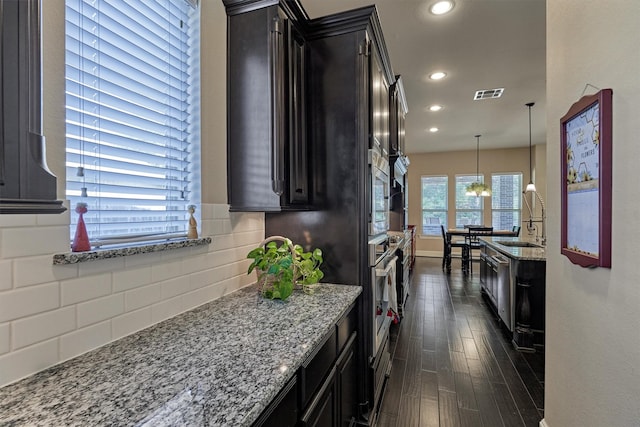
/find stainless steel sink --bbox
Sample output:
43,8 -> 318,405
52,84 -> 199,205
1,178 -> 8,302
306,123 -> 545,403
496,240 -> 543,248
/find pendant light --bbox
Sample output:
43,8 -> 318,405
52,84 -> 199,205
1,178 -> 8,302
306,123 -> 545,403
525,102 -> 537,192
466,134 -> 491,197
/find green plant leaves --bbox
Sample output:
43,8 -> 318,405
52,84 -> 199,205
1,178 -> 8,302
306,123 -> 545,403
248,238 -> 323,300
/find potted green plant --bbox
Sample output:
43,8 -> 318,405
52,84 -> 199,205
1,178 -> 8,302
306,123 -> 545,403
247,236 -> 324,300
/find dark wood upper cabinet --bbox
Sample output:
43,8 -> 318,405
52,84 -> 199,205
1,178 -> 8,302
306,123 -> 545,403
0,0 -> 65,214
224,0 -> 310,212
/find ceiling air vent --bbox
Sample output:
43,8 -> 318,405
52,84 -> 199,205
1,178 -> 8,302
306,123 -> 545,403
474,88 -> 504,100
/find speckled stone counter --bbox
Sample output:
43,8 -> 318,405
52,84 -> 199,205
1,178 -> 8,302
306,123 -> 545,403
0,283 -> 361,426
480,236 -> 546,261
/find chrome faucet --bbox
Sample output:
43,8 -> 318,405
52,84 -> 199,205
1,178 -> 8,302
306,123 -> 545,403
523,190 -> 546,246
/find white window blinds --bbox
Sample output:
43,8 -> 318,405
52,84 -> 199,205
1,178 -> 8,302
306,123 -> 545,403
65,0 -> 200,245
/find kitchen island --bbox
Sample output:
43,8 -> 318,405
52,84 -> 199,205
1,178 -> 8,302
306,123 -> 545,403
0,283 -> 361,426
479,237 -> 546,352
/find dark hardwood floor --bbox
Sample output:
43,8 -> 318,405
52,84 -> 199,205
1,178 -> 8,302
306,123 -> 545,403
377,257 -> 544,427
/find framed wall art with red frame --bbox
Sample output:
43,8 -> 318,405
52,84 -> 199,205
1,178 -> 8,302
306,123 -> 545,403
560,88 -> 612,268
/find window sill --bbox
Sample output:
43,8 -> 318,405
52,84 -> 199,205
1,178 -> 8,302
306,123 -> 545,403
52,237 -> 212,265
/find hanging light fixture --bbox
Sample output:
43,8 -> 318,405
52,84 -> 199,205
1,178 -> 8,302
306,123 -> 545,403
466,134 -> 491,197
525,102 -> 537,192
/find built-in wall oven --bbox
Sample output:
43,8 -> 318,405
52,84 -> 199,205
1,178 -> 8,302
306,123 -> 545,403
368,233 -> 396,410
369,148 -> 390,236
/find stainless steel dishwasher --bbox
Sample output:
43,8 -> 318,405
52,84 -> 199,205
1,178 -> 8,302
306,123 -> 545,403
493,254 -> 513,331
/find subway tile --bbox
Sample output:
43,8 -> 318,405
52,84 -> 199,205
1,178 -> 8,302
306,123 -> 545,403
160,277 -> 191,300
112,265 -> 152,292
181,252 -> 208,275
189,268 -> 216,290
78,258 -> 125,276
111,308 -> 152,341
0,283 -> 60,323
123,251 -> 163,268
14,255 -> 77,288
125,283 -> 162,312
36,207 -> 70,226
212,204 -> 230,220
200,203 -> 215,220
60,321 -> 111,362
61,274 -> 111,306
151,297 -> 184,324
151,259 -> 184,283
1,226 -> 70,258
12,307 -> 76,350
77,294 -> 125,328
0,339 -> 59,388
0,323 -> 9,355
182,283 -> 225,312
0,260 -> 12,290
0,214 -> 38,228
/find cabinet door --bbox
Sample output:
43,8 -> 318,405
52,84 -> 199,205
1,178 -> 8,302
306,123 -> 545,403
300,366 -> 337,427
0,0 -> 64,214
253,376 -> 298,427
337,332 -> 358,427
226,3 -> 309,212
286,24 -> 309,205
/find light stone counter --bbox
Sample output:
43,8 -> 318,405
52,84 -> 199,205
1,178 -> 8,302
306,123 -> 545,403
0,283 -> 361,426
480,236 -> 546,262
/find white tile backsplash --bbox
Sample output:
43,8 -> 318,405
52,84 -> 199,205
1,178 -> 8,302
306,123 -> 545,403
60,322 -> 111,361
61,274 -> 111,306
12,307 -> 76,350
76,294 -> 125,328
0,283 -> 60,323
0,339 -> 59,387
0,323 -> 9,354
112,265 -> 152,293
14,255 -> 77,288
0,204 -> 264,387
124,283 -> 163,312
111,307 -> 152,341
1,226 -> 69,258
0,260 -> 12,290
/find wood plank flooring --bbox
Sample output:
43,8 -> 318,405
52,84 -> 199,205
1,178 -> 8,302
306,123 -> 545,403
377,257 -> 544,427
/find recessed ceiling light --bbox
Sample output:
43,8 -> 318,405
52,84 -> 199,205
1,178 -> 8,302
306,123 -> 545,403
429,105 -> 443,112
429,127 -> 439,133
430,1 -> 455,15
429,71 -> 447,80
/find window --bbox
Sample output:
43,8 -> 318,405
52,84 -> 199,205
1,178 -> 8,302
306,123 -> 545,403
455,175 -> 483,227
65,0 -> 200,245
421,176 -> 447,235
491,173 -> 522,230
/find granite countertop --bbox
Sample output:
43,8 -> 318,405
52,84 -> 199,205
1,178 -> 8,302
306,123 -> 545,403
0,283 -> 361,426
480,236 -> 546,262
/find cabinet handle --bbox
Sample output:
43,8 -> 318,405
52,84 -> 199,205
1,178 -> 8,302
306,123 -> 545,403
269,16 -> 285,196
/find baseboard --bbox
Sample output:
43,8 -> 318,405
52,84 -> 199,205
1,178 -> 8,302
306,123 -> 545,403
539,418 -> 549,427
415,250 -> 440,257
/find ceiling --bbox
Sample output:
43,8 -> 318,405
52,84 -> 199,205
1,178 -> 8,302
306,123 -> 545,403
300,0 -> 546,154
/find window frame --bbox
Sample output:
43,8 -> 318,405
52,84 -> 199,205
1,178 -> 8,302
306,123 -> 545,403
421,175 -> 448,236
455,174 -> 484,228
64,0 -> 201,246
491,172 -> 523,231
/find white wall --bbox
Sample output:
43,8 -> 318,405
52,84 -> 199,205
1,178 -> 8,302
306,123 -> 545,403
545,1 -> 640,426
0,1 -> 265,387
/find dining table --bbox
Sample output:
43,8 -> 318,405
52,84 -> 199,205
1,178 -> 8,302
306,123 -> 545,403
444,226 -> 519,272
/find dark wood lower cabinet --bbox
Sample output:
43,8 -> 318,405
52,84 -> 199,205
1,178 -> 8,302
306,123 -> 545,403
252,304 -> 358,427
253,376 -> 298,427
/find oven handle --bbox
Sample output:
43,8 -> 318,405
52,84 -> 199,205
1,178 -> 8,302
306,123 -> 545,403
375,256 -> 398,276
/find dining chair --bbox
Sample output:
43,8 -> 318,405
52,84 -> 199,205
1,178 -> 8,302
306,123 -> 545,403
441,225 -> 466,273
464,226 -> 493,275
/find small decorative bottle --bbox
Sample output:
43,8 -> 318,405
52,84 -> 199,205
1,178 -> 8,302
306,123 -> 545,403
187,205 -> 198,239
72,202 -> 91,252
